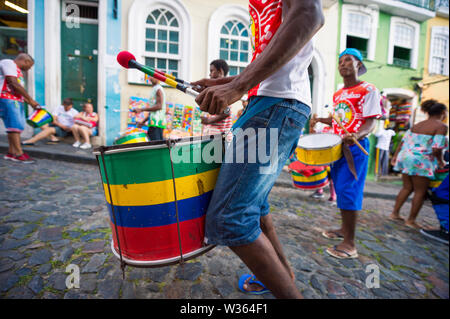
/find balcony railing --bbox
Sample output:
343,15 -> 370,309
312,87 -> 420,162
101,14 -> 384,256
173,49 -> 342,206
393,58 -> 412,68
399,0 -> 436,10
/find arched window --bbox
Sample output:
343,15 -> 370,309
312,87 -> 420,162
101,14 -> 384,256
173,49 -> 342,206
128,0 -> 191,84
219,20 -> 251,76
144,9 -> 181,78
208,5 -> 250,77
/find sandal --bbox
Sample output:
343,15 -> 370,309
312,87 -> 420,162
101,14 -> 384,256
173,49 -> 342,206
21,142 -> 35,146
322,230 -> 344,240
326,245 -> 358,259
238,274 -> 270,295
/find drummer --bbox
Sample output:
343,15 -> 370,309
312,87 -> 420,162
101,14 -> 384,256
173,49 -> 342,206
192,0 -> 325,299
310,48 -> 381,259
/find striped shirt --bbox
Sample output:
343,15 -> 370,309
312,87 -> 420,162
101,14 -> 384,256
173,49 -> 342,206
203,114 -> 233,135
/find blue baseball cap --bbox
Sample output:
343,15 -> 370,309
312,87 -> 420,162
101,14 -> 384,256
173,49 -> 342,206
339,48 -> 367,76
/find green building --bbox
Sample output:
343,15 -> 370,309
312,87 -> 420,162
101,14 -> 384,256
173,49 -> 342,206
335,0 -> 437,177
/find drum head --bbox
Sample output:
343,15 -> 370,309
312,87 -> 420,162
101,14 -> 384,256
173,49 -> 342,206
297,133 -> 342,150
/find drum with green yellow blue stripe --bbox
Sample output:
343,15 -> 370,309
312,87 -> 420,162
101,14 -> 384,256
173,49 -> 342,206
114,132 -> 149,145
94,136 -> 222,267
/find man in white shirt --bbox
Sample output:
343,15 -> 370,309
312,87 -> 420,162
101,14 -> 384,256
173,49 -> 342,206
1,53 -> 39,163
22,98 -> 79,145
374,126 -> 396,176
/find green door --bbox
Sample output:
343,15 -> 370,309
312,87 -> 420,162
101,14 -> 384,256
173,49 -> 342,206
61,22 -> 98,112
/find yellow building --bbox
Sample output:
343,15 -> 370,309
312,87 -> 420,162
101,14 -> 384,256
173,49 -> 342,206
420,0 -> 449,124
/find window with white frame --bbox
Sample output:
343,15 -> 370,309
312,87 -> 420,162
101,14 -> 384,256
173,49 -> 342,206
429,26 -> 449,76
393,24 -> 414,68
219,20 -> 251,76
346,12 -> 371,58
144,9 -> 180,78
127,0 -> 191,84
388,17 -> 420,69
340,4 -> 379,61
207,4 -> 250,78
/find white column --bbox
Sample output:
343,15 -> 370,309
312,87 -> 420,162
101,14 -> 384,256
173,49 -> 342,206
44,0 -> 61,112
97,0 -> 107,145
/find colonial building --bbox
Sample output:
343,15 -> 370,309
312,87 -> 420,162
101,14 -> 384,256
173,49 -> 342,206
421,0 -> 449,121
335,0 -> 438,176
1,0 -> 342,145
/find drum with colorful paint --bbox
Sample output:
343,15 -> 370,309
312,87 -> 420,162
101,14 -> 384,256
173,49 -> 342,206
114,132 -> 149,145
296,133 -> 342,166
94,136 -> 222,267
27,108 -> 54,128
430,169 -> 449,189
289,162 -> 329,191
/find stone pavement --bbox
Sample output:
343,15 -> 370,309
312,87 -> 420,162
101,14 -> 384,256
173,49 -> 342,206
0,157 -> 448,299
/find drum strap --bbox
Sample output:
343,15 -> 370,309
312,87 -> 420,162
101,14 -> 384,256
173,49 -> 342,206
166,139 -> 185,265
342,144 -> 358,181
98,147 -> 127,279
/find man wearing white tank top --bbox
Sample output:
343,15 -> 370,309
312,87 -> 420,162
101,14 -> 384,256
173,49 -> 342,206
192,0 -> 324,299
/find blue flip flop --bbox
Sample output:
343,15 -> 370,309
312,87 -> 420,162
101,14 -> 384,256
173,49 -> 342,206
238,274 -> 270,295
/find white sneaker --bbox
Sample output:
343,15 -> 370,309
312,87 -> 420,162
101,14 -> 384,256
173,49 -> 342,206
80,143 -> 92,149
73,141 -> 81,148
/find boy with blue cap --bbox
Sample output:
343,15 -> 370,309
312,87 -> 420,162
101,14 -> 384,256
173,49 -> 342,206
310,48 -> 381,259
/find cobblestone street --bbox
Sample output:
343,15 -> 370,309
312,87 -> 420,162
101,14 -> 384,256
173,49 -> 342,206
0,158 -> 448,299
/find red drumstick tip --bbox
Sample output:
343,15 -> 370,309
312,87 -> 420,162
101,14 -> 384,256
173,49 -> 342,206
117,51 -> 136,69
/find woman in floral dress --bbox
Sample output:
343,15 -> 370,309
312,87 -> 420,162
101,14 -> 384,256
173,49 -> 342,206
390,100 -> 448,229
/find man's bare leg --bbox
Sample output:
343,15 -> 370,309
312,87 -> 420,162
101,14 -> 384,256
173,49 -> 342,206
260,214 -> 294,279
23,127 -> 56,144
241,214 -> 296,293
230,232 -> 303,299
326,210 -> 358,257
7,132 -> 22,156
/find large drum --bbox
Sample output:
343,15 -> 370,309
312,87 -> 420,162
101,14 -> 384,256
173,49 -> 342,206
296,133 -> 342,166
94,136 -> 222,267
27,108 -> 54,128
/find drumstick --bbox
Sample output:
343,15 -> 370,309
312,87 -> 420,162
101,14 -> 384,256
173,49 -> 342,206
117,51 -> 230,114
147,66 -> 193,87
331,113 -> 369,156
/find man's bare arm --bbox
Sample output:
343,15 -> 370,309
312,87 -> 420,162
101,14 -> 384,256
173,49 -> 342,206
6,76 -> 39,108
195,0 -> 324,114
136,90 -> 164,112
233,0 -> 324,93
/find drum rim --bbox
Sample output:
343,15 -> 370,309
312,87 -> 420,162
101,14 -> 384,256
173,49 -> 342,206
93,134 -> 224,155
114,132 -> 149,144
28,108 -> 54,123
297,133 -> 342,150
110,240 -> 216,267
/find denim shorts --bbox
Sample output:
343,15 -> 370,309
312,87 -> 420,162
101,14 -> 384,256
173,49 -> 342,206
0,98 -> 25,133
49,124 -> 70,138
204,97 -> 310,247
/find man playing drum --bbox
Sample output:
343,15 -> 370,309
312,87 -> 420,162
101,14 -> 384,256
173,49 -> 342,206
310,48 -> 381,259
192,0 -> 324,299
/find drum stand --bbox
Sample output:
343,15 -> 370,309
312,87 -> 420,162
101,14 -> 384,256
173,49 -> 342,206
97,146 -> 127,279
166,139 -> 185,266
